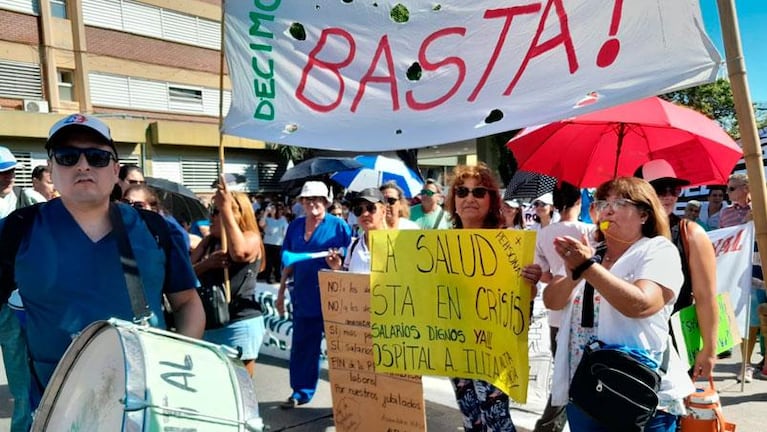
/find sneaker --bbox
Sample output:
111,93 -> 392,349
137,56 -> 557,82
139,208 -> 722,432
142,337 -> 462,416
280,396 -> 309,409
741,367 -> 754,383
755,369 -> 767,380
280,397 -> 298,409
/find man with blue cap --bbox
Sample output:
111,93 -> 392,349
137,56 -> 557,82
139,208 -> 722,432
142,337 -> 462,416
0,114 -> 205,426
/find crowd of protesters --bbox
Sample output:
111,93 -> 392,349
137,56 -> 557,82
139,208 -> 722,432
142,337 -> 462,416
0,114 -> 762,432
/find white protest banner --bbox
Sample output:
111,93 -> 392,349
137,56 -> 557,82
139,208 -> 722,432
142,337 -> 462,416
223,1 -> 720,151
708,222 -> 755,335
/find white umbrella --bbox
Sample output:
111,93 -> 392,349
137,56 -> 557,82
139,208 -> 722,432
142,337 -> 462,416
330,155 -> 424,198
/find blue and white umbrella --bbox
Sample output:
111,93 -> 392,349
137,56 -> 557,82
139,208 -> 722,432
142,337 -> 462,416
330,155 -> 424,198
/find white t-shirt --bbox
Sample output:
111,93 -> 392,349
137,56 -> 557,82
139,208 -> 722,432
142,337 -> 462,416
262,216 -> 289,246
396,217 -> 420,229
343,235 -> 371,274
0,191 -> 17,218
551,236 -> 693,407
534,220 -> 596,327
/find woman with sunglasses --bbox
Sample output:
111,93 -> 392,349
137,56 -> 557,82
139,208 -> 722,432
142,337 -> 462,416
544,177 -> 692,432
122,183 -> 201,252
529,193 -> 555,231
191,178 -> 265,377
110,163 -> 145,201
501,199 -> 524,230
380,181 -> 419,229
445,163 -> 542,432
327,188 -> 388,273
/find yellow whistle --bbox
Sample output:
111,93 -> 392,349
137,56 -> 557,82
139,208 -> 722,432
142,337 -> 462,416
599,220 -> 610,231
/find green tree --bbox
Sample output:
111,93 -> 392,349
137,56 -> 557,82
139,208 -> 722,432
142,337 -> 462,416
266,142 -> 314,164
661,79 -> 767,137
661,79 -> 736,134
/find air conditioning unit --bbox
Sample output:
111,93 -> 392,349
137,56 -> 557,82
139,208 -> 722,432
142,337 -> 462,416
23,99 -> 49,113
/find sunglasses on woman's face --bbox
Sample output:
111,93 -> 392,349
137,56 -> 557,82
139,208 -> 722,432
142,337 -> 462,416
455,186 -> 489,199
127,179 -> 145,185
352,202 -> 377,217
385,197 -> 399,206
419,189 -> 436,197
51,147 -> 117,168
121,199 -> 150,210
653,185 -> 681,197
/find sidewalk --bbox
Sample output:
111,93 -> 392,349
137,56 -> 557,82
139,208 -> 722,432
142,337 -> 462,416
1,346 -> 765,431
250,348 -> 766,432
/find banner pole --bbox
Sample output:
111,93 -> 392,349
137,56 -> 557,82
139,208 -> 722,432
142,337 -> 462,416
218,0 -> 231,302
716,0 -> 764,392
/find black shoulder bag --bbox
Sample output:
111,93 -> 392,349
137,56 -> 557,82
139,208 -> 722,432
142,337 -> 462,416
568,255 -> 668,432
197,238 -> 231,330
109,204 -> 155,324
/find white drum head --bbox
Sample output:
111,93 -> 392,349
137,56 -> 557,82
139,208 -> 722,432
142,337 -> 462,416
39,326 -> 125,431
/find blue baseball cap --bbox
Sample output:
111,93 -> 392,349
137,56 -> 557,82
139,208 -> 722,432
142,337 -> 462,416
0,146 -> 18,172
46,114 -> 116,155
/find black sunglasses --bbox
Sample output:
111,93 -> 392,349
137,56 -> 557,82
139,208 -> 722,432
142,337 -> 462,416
121,199 -> 150,210
51,147 -> 116,168
385,197 -> 399,206
352,202 -> 377,217
127,179 -> 146,185
455,186 -> 489,199
653,185 -> 681,197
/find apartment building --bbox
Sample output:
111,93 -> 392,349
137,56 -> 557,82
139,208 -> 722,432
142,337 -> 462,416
0,0 -> 284,193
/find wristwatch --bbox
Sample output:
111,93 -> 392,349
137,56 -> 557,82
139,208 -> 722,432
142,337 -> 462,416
571,255 -> 602,280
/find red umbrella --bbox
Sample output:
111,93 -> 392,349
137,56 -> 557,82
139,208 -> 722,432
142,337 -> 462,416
506,97 -> 743,187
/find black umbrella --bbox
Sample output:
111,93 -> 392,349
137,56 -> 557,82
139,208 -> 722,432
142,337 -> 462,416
145,177 -> 209,224
280,157 -> 363,183
504,171 -> 558,201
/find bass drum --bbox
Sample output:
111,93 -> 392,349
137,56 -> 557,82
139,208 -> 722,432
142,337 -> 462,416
32,319 -> 264,431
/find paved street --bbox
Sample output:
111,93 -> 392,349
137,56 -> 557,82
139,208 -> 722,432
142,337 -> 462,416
2,344 -> 765,431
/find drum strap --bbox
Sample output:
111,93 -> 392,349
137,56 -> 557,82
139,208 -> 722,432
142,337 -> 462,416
109,204 -> 154,324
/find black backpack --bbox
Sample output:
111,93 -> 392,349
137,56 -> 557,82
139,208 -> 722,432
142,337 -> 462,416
0,203 -> 171,304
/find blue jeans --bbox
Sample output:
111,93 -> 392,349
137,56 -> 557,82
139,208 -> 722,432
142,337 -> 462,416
0,305 -> 32,432
566,403 -> 678,432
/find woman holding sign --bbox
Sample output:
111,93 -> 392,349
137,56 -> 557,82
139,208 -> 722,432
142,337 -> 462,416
445,163 -> 542,432
326,187 -> 388,273
543,177 -> 693,432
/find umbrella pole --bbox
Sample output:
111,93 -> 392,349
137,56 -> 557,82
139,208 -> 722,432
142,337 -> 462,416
717,0 -> 764,392
613,123 -> 625,179
218,0 -> 231,303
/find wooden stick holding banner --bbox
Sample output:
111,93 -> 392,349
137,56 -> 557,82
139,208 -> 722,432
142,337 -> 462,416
716,0 -> 765,392
218,0 -> 231,302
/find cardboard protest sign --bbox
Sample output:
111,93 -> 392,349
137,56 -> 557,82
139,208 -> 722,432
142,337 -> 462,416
319,271 -> 426,432
369,229 -> 537,402
223,1 -> 720,151
671,293 -> 741,370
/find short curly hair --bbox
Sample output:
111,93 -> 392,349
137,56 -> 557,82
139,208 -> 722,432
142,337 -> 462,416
445,163 -> 502,228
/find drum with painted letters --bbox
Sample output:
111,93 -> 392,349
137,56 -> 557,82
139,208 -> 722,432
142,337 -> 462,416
31,319 -> 263,431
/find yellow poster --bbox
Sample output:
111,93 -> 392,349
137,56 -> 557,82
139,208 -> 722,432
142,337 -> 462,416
369,229 -> 537,403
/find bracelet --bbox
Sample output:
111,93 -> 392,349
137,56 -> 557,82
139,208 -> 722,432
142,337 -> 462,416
571,256 -> 602,280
